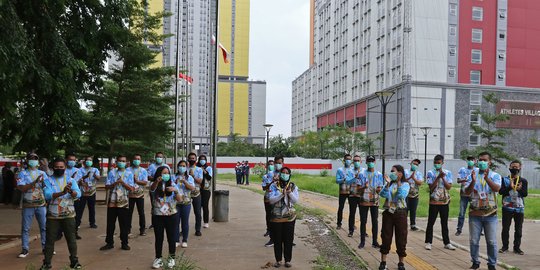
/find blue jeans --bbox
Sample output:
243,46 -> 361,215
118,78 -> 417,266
21,206 -> 47,250
457,196 -> 470,232
469,215 -> 498,266
175,204 -> 191,243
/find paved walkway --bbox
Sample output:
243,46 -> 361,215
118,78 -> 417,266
0,184 -> 317,270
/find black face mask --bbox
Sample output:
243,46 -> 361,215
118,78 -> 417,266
53,169 -> 65,177
509,168 -> 520,175
188,160 -> 196,165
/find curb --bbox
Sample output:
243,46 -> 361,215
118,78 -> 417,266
0,234 -> 39,252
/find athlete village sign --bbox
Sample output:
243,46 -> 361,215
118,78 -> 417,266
496,100 -> 540,129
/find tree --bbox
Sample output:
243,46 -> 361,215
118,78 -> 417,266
268,134 -> 293,157
216,133 -> 264,157
83,0 -> 175,163
460,93 -> 515,168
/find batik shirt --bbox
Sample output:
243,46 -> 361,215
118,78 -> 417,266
17,169 -> 48,208
174,173 -> 195,205
404,169 -> 424,198
427,169 -> 453,205
336,167 -> 355,195
127,166 -> 148,198
189,166 -> 203,198
465,170 -> 501,217
458,167 -> 479,197
44,175 -> 81,219
380,181 -> 410,212
78,167 -> 100,196
268,181 -> 299,222
500,176 -> 527,213
151,182 -> 180,216
358,170 -> 384,206
106,169 -> 135,208
349,167 -> 366,198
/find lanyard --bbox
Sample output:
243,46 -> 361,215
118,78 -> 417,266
367,171 -> 375,188
116,170 -> 126,181
134,167 -> 140,179
512,176 -> 520,192
278,182 -> 290,194
55,175 -> 67,192
390,183 -> 398,202
477,171 -> 488,192
28,170 -> 38,181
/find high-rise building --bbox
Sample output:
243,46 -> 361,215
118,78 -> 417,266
292,0 -> 540,159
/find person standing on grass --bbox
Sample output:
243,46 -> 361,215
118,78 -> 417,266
405,159 -> 423,231
347,155 -> 364,239
41,158 -> 82,270
335,154 -> 355,231
262,159 -> 276,246
187,152 -> 204,236
244,161 -> 250,185
235,161 -> 243,185
150,166 -> 182,269
378,165 -> 410,270
173,160 -> 195,248
424,154 -> 456,251
75,156 -> 100,232
17,153 -> 48,258
358,155 -> 383,248
100,155 -> 135,251
456,156 -> 478,236
197,155 -> 212,228
128,154 -> 149,236
268,167 -> 299,268
464,152 -> 501,270
499,160 -> 527,255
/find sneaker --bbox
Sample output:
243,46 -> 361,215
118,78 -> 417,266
203,223 -> 209,228
152,258 -> 163,269
513,248 -> 524,255
455,230 -> 462,236
481,231 -> 484,236
444,243 -> 456,250
176,242 -> 181,248
348,231 -> 353,237
372,242 -> 381,248
398,262 -> 406,270
425,243 -> 432,250
284,262 -> 292,268
273,262 -> 281,268
470,263 -> 480,269
149,224 -> 154,229
167,257 -> 175,268
488,265 -> 496,270
18,249 -> 29,258
336,225 -> 342,230
121,244 -> 131,250
39,264 -> 52,270
140,230 -> 147,236
411,226 -> 419,231
181,242 -> 188,248
499,247 -> 508,253
265,240 -> 274,247
264,231 -> 270,237
70,261 -> 82,269
378,262 -> 387,270
76,233 -> 82,240
358,241 -> 365,249
99,244 -> 114,251
195,231 -> 202,236
90,224 -> 98,229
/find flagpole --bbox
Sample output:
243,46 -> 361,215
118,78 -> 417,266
211,0 -> 219,219
173,0 -> 181,172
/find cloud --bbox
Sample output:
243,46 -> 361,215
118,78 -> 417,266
249,0 -> 310,137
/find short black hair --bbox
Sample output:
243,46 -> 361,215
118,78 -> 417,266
268,160 -> 274,166
434,154 -> 444,162
280,166 -> 292,175
188,152 -> 197,159
478,152 -> 492,160
53,158 -> 66,166
344,154 -> 352,159
274,155 -> 284,163
412,159 -> 421,164
198,154 -> 207,160
65,153 -> 76,159
117,154 -> 127,160
133,154 -> 141,159
466,156 -> 475,161
510,160 -> 522,166
155,151 -> 164,156
353,155 -> 361,159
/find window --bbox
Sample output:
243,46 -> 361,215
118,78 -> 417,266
499,10 -> 507,19
449,46 -> 456,56
472,7 -> 483,21
448,66 -> 456,78
472,29 -> 483,43
470,70 -> 481,84
498,51 -> 506,60
449,25 -> 457,36
470,110 -> 480,125
469,133 -> 480,146
497,71 -> 505,81
470,91 -> 482,105
449,4 -> 458,16
499,31 -> 506,40
471,49 -> 482,64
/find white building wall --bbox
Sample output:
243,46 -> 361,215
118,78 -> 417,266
250,81 -> 267,144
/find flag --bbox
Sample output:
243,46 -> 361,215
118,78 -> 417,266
178,73 -> 193,84
211,35 -> 230,64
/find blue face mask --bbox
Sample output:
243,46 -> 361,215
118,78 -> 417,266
367,162 -> 375,169
280,173 -> 290,181
85,160 -> 93,167
67,160 -> 76,168
434,164 -> 442,170
132,160 -> 141,167
467,160 -> 475,167
478,161 -> 489,171
156,157 -> 163,164
117,162 -> 126,169
178,166 -> 187,174
28,160 -> 39,168
162,174 -> 171,182
268,165 -> 275,172
389,172 -> 398,181
353,161 -> 361,168
344,160 -> 352,167
275,164 -> 283,170
200,160 -> 206,166
411,164 -> 418,171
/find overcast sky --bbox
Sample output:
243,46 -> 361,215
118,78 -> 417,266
249,0 -> 310,137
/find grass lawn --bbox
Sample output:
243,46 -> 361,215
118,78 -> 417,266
218,173 -> 540,219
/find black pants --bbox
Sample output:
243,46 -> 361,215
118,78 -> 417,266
192,195 -> 202,232
201,190 -> 211,223
406,197 -> 419,227
152,215 -> 176,259
105,207 -> 130,246
425,204 -> 450,245
271,220 -> 295,262
337,194 -> 349,227
501,210 -> 524,250
44,217 -> 78,265
129,197 -> 146,233
236,174 -> 242,184
264,201 -> 272,236
3,184 -> 14,204
245,173 -> 249,184
360,205 -> 379,244
75,194 -> 96,228
348,197 -> 360,232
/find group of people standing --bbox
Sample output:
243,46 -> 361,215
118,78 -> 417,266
14,151 -> 213,270
235,160 -> 250,185
335,152 -> 528,270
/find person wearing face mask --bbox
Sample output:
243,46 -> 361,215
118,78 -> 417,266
404,159 -> 423,231
197,155 -> 213,228
235,161 -> 243,185
499,160 -> 527,255
40,158 -> 82,270
262,160 -> 275,242
265,155 -> 285,247
16,153 -> 48,258
358,155 -> 384,248
456,156 -> 479,236
425,154 -> 456,251
75,156 -> 100,234
464,152 -> 501,270
244,161 -> 250,185
378,165 -> 410,270
268,167 -> 299,268
335,154 -> 355,231
150,166 -> 183,269
147,152 -> 170,229
187,152 -> 204,236
128,154 -> 149,236
347,155 -> 365,239
173,160 -> 195,248
100,155 -> 135,251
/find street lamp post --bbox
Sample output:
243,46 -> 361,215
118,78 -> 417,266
420,127 -> 432,179
263,124 -> 273,171
375,90 -> 395,175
